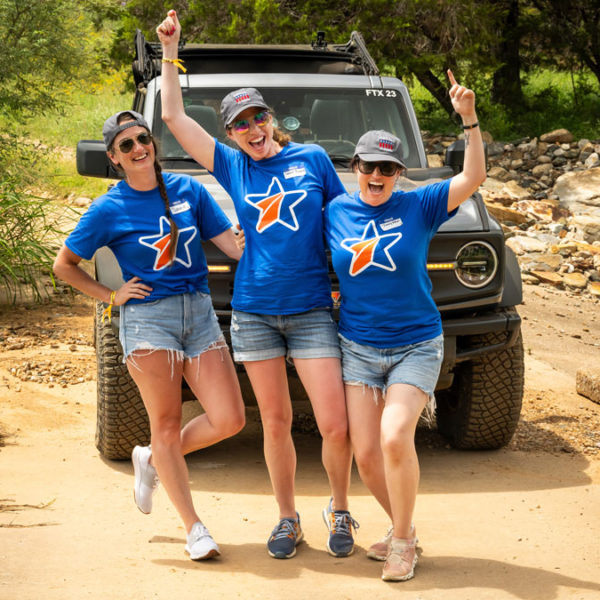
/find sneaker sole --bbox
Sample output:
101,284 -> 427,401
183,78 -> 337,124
185,547 -> 220,561
132,449 -> 151,515
267,531 -> 304,559
322,507 -> 355,558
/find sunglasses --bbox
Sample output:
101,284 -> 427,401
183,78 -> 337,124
230,111 -> 270,134
117,132 -> 153,153
357,159 -> 399,177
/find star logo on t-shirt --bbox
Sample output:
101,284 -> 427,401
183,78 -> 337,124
244,176 -> 307,233
341,220 -> 402,276
138,216 -> 197,271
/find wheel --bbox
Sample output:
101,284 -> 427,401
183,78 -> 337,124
436,328 -> 524,449
94,301 -> 149,459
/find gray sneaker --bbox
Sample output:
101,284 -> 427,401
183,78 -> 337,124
131,445 -> 159,514
185,521 -> 220,560
322,498 -> 359,557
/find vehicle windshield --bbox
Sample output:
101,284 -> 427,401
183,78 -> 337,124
154,87 -> 420,168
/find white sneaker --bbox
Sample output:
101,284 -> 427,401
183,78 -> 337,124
185,521 -> 220,560
132,445 -> 159,514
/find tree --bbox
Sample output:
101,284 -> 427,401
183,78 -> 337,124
0,0 -> 113,116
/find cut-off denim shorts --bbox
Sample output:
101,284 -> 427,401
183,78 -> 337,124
119,291 -> 225,364
230,308 -> 341,362
339,332 -> 444,400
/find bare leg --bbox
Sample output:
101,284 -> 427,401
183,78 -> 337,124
345,384 -> 391,517
244,357 -> 297,519
180,347 -> 245,454
294,357 -> 352,510
127,351 -> 198,533
380,383 -> 428,539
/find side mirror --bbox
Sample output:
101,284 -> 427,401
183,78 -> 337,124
76,140 -> 122,179
444,139 -> 488,175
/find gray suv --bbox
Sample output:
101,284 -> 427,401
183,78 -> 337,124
77,31 -> 523,459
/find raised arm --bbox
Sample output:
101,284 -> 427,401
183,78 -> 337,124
447,69 -> 486,212
210,228 -> 243,261
157,10 -> 216,171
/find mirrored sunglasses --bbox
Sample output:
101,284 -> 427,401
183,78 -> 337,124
231,111 -> 270,134
357,159 -> 399,177
117,132 -> 153,153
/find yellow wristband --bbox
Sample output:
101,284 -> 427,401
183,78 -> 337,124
161,58 -> 187,73
102,291 -> 116,324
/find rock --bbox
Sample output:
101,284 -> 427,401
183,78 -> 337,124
529,253 -> 563,270
521,273 -> 540,284
73,197 -> 92,207
487,166 -> 511,181
513,200 -> 554,222
506,236 -> 548,254
588,281 -> 600,296
576,368 -> 600,405
532,163 -> 553,177
486,202 -> 530,225
585,153 -> 600,169
554,168 -> 600,216
530,271 -> 564,287
540,129 -> 574,144
427,153 -> 444,168
570,215 -> 600,244
563,272 -> 587,289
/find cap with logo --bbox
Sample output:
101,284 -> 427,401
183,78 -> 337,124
354,130 -> 406,167
103,110 -> 150,150
220,88 -> 270,127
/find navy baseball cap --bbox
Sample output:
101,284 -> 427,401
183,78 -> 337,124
103,110 -> 150,150
220,88 -> 269,127
354,130 -> 406,167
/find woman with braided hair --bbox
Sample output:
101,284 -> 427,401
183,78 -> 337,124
53,110 -> 245,561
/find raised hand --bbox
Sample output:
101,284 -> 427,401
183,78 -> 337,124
156,9 -> 181,47
447,69 -> 476,119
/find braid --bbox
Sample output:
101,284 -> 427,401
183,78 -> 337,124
154,159 -> 179,266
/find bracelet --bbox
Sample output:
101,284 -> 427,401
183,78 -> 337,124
161,58 -> 187,73
462,122 -> 479,130
101,290 -> 116,324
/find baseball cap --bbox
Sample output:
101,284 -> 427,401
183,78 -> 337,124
220,88 -> 269,127
354,130 -> 406,167
103,110 -> 150,150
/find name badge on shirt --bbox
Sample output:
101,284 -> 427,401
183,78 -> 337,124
284,166 -> 306,179
380,217 -> 403,231
170,201 -> 191,215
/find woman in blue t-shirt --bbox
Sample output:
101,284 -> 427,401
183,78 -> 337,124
157,10 -> 357,560
53,110 -> 245,561
324,72 -> 486,582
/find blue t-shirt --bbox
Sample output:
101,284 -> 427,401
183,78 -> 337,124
65,172 -> 231,303
325,180 -> 453,347
212,141 -> 346,314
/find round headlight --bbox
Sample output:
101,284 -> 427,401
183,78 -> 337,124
455,241 -> 498,288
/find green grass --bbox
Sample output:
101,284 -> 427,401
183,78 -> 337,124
409,68 -> 600,141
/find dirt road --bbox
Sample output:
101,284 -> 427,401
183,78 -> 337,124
1,285 -> 600,600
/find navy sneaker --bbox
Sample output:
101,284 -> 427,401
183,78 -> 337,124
267,513 -> 303,559
322,498 -> 359,557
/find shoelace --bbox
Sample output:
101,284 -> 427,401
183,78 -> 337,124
331,511 -> 360,536
271,519 -> 297,541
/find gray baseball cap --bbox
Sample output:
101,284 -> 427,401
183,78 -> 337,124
354,130 -> 406,167
103,110 -> 150,150
220,88 -> 269,127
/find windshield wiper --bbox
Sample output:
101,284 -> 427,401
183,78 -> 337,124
328,154 -> 352,167
159,156 -> 200,164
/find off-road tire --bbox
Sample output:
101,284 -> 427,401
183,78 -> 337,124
95,301 -> 149,459
436,328 -> 524,449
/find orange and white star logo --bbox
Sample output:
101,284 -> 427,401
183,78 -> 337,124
138,216 -> 197,271
245,177 -> 307,233
341,220 -> 402,276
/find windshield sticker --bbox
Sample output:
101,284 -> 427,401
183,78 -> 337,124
284,166 -> 306,179
170,201 -> 191,214
365,89 -> 397,97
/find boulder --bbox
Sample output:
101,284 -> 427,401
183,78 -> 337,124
554,168 -> 600,216
540,129 -> 574,143
576,368 -> 600,405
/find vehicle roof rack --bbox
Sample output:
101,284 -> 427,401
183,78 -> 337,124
132,29 -> 380,88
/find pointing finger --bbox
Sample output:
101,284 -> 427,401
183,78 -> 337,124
447,69 -> 457,87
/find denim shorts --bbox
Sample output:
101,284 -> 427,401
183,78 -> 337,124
119,291 -> 225,362
230,308 -> 341,362
339,333 -> 444,398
